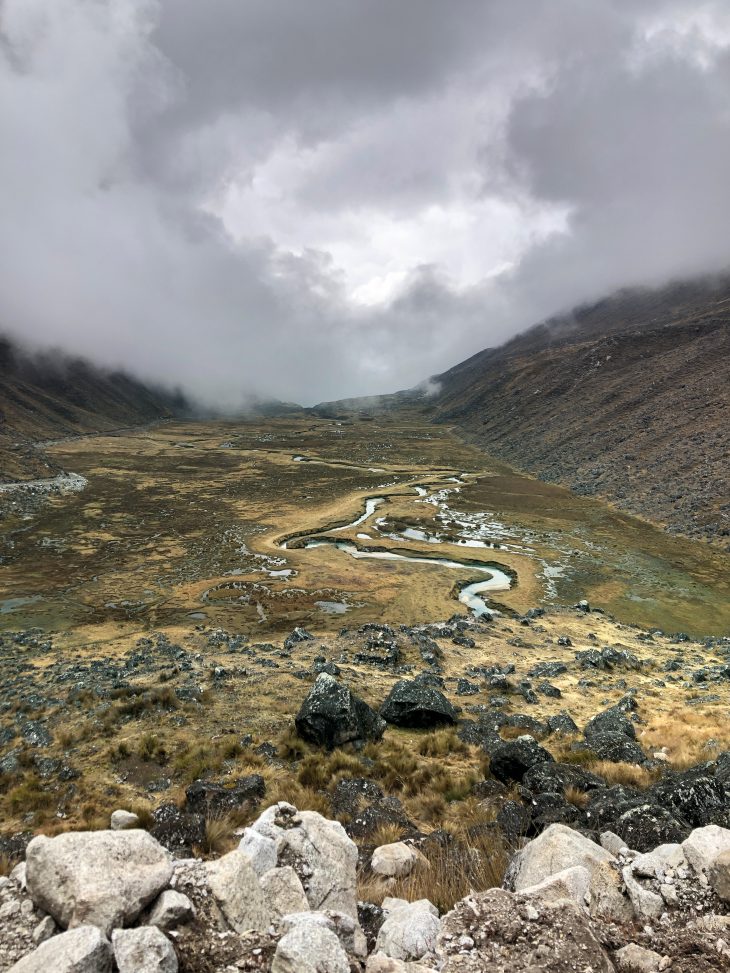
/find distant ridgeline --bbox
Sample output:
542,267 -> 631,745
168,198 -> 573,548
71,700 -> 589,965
316,274 -> 730,547
0,335 -> 189,481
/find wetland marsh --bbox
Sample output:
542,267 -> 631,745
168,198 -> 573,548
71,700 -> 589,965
1,413 -> 728,642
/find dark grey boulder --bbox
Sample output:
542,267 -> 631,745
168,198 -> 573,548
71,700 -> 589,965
530,791 -> 584,830
489,736 -> 554,784
584,706 -> 636,740
522,761 -> 605,796
650,769 -> 729,828
585,784 -> 644,831
547,711 -> 579,735
496,800 -> 532,840
379,678 -> 458,728
613,803 -> 689,852
185,774 -> 266,816
150,803 -> 206,857
296,672 -> 386,748
583,731 -> 646,765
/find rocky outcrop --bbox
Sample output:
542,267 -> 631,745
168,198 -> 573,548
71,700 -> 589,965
295,673 -> 386,749
24,830 -> 173,936
380,680 -> 458,728
3,806 -> 730,972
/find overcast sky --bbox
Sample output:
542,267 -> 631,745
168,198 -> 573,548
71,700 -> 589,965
1,0 -> 729,407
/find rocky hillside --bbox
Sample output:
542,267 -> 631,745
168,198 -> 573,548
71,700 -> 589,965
1,601 -> 730,969
1,801 -> 730,971
427,276 -> 730,547
0,336 -> 188,481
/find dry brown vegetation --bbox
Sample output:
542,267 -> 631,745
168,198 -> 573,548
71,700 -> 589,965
358,829 -> 511,914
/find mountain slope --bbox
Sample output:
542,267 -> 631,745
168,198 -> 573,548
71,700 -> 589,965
429,277 -> 730,546
0,337 -> 188,481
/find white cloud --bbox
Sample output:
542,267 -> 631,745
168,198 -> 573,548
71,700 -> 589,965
0,0 -> 728,406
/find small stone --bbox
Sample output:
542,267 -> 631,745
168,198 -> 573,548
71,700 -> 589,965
148,890 -> 196,930
110,810 -> 140,831
615,943 -> 663,972
31,915 -> 57,945
371,842 -> 425,879
112,926 -> 178,972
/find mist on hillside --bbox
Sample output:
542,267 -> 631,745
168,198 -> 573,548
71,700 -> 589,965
2,0 -> 730,408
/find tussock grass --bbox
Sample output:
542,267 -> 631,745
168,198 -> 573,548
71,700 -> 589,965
359,829 -> 511,914
564,785 -> 590,808
585,760 -> 659,789
416,728 -> 469,758
0,853 -> 12,877
641,705 -> 730,769
198,811 -> 244,857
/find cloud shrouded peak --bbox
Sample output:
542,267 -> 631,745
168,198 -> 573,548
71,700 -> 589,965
1,0 -> 729,407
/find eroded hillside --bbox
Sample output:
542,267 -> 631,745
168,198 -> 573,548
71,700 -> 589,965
428,277 -> 730,548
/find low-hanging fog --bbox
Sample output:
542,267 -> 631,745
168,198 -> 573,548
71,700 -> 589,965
1,0 -> 729,408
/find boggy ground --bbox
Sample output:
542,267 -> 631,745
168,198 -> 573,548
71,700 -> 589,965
0,414 -> 728,638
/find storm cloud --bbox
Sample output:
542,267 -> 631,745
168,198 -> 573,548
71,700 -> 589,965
1,0 -> 729,407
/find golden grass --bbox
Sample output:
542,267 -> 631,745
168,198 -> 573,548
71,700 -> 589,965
584,761 -> 659,789
640,705 -> 730,769
198,812 -> 242,857
358,830 -> 511,914
564,785 -> 589,808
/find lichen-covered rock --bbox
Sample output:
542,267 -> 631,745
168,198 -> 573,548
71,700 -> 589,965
295,673 -> 386,749
380,680 -> 458,728
488,736 -> 554,784
614,804 -> 688,853
25,831 -> 172,936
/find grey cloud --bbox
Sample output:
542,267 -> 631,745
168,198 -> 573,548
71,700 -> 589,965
0,0 -> 728,408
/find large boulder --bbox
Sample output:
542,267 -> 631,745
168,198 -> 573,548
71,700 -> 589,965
522,761 -> 605,795
149,804 -> 205,858
295,674 -> 386,749
488,736 -> 554,784
505,823 -> 614,892
260,866 -> 310,919
8,926 -> 112,973
25,830 -> 173,936
650,769 -> 729,828
271,917 -> 350,973
249,803 -> 359,918
613,804 -> 689,853
380,679 -> 458,728
682,824 -> 730,877
583,732 -> 646,765
584,707 -> 636,740
205,849 -> 270,934
185,775 -> 265,816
